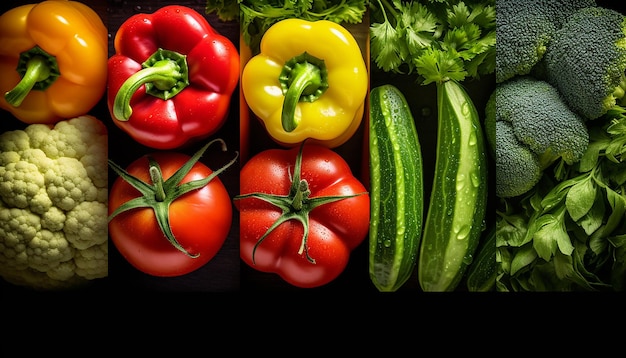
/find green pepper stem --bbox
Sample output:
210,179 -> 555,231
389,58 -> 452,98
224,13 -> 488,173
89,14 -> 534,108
279,52 -> 328,132
113,48 -> 189,121
5,46 -> 59,107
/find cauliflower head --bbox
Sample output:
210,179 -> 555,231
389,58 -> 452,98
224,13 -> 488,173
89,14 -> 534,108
0,116 -> 108,290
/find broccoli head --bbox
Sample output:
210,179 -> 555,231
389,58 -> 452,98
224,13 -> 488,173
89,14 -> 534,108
495,0 -> 597,84
486,76 -> 590,198
543,6 -> 626,120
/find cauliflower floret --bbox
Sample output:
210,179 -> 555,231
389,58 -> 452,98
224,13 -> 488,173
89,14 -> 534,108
0,206 -> 41,271
45,157 -> 99,211
0,151 -> 20,165
19,147 -> 55,171
74,241 -> 108,280
0,160 -> 52,214
0,129 -> 30,152
41,206 -> 66,232
64,201 -> 108,250
82,139 -> 108,190
26,120 -> 87,159
46,260 -> 77,281
0,116 -> 108,290
26,229 -> 74,273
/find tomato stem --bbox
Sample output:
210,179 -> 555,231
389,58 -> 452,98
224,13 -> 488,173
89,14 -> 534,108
291,180 -> 310,211
150,166 -> 166,202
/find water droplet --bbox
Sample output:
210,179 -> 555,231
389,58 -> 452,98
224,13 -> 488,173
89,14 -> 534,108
455,225 -> 471,240
461,101 -> 471,116
470,171 -> 481,188
383,239 -> 391,248
468,131 -> 477,146
456,173 -> 466,190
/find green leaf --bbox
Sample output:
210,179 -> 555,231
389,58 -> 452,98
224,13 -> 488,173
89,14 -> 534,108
565,176 -> 596,221
369,0 -> 495,81
510,243 -> 537,276
446,2 -> 471,27
579,141 -> 604,172
588,229 -> 609,256
540,173 -> 586,212
414,47 -> 466,84
608,233 -> 626,248
399,1 -> 438,51
608,234 -> 626,291
498,246 -> 512,275
553,250 -> 575,280
611,245 -> 626,291
205,0 -> 240,21
370,21 -> 403,72
576,190 -> 605,236
533,207 -> 573,260
496,212 -> 528,247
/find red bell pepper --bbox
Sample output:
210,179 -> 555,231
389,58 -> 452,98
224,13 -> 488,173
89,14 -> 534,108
107,5 -> 239,149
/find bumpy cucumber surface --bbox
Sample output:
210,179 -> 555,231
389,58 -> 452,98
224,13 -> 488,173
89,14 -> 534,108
368,84 -> 424,292
418,80 -> 488,292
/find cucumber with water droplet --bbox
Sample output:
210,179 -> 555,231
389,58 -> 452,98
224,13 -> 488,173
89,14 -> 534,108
418,80 -> 488,292
368,84 -> 424,292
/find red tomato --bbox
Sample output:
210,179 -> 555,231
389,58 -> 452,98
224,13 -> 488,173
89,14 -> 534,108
108,145 -> 233,277
236,142 -> 370,288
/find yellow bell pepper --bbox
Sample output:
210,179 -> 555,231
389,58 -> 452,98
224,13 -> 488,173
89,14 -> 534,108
241,18 -> 368,148
0,0 -> 108,124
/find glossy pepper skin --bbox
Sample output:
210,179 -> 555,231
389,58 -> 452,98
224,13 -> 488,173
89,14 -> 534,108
107,5 -> 239,150
242,19 -> 368,148
0,0 -> 108,124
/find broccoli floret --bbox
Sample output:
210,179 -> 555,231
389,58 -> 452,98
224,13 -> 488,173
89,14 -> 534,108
494,121 -> 543,198
495,0 -> 597,84
543,6 -> 626,120
486,76 -> 590,198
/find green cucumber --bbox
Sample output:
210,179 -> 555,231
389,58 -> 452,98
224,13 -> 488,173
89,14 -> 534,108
368,84 -> 424,292
418,80 -> 488,292
466,224 -> 496,292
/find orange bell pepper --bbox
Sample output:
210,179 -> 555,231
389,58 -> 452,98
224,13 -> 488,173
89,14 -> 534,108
0,0 -> 108,124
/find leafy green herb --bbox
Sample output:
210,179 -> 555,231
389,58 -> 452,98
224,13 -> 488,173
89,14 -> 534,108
206,0 -> 368,54
369,0 -> 495,82
497,111 -> 626,291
